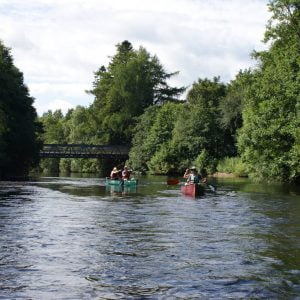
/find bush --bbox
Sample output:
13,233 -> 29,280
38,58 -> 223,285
39,158 -> 60,175
217,157 -> 248,177
147,143 -> 177,174
194,149 -> 218,174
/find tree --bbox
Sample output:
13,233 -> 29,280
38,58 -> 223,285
219,70 -> 253,135
171,77 -> 227,172
65,106 -> 94,143
0,40 -> 42,179
129,77 -> 231,174
89,40 -> 185,144
0,107 -> 8,177
219,70 -> 254,156
145,102 -> 183,174
38,110 -> 66,174
63,106 -> 100,173
127,105 -> 159,172
128,102 -> 183,173
39,110 -> 65,143
237,0 -> 300,182
264,0 -> 300,42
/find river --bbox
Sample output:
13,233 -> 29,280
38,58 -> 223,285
0,175 -> 299,299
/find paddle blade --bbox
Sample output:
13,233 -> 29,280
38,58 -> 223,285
167,179 -> 180,185
207,184 -> 217,193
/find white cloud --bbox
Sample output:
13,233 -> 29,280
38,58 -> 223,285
0,0 -> 270,115
39,99 -> 75,115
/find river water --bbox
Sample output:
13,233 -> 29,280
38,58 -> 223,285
0,175 -> 299,299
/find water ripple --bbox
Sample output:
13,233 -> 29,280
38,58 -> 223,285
0,176 -> 299,299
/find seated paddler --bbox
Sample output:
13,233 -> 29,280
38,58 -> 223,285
186,166 -> 201,185
110,167 -> 121,180
122,166 -> 131,180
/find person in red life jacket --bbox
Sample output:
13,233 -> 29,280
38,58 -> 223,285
183,168 -> 190,179
122,166 -> 131,180
110,167 -> 121,180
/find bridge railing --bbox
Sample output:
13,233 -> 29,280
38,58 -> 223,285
40,144 -> 130,159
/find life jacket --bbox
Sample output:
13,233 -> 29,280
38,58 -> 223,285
188,174 -> 200,183
110,171 -> 119,179
122,170 -> 130,180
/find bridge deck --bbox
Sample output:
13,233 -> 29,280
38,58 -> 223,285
40,144 -> 130,159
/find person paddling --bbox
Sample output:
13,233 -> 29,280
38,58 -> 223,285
185,166 -> 209,185
122,166 -> 131,180
110,167 -> 121,180
186,167 -> 201,185
184,166 -> 216,192
183,168 -> 190,179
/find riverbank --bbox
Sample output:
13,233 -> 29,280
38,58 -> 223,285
211,172 -> 238,178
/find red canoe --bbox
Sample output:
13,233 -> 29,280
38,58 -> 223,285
181,183 -> 205,197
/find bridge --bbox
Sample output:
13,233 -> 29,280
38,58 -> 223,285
40,144 -> 130,159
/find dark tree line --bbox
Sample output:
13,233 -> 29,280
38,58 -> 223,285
0,41 -> 42,179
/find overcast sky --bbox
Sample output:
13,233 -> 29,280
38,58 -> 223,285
0,0 -> 270,115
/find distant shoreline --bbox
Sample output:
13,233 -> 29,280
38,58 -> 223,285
211,172 -> 237,178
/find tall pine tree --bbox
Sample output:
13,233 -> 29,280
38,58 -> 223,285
88,40 -> 185,144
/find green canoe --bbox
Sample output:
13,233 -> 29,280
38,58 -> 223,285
105,178 -> 138,187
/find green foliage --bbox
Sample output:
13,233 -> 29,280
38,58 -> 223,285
194,149 -> 217,175
217,157 -> 247,177
264,0 -> 300,43
170,77 -> 228,172
289,127 -> 300,179
129,102 -> 183,174
145,102 -> 183,174
70,158 -> 100,173
64,106 -> 94,143
147,143 -> 177,174
59,158 -> 71,173
89,40 -> 185,144
145,102 -> 183,157
171,105 -> 209,164
127,105 -> 159,172
39,158 -> 60,175
37,41 -> 185,175
38,109 -> 66,174
0,40 -> 42,179
34,17 -> 300,183
219,70 -> 253,134
218,70 -> 255,157
129,77 -> 234,175
237,0 -> 300,182
38,107 -> 102,174
39,110 -> 65,143
187,77 -> 226,107
0,108 -> 8,169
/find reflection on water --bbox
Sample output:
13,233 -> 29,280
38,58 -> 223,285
106,183 -> 138,197
0,176 -> 299,299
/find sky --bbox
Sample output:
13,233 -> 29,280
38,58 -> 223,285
0,0 -> 270,116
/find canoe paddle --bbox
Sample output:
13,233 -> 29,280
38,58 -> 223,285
167,179 -> 180,185
207,184 -> 217,193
